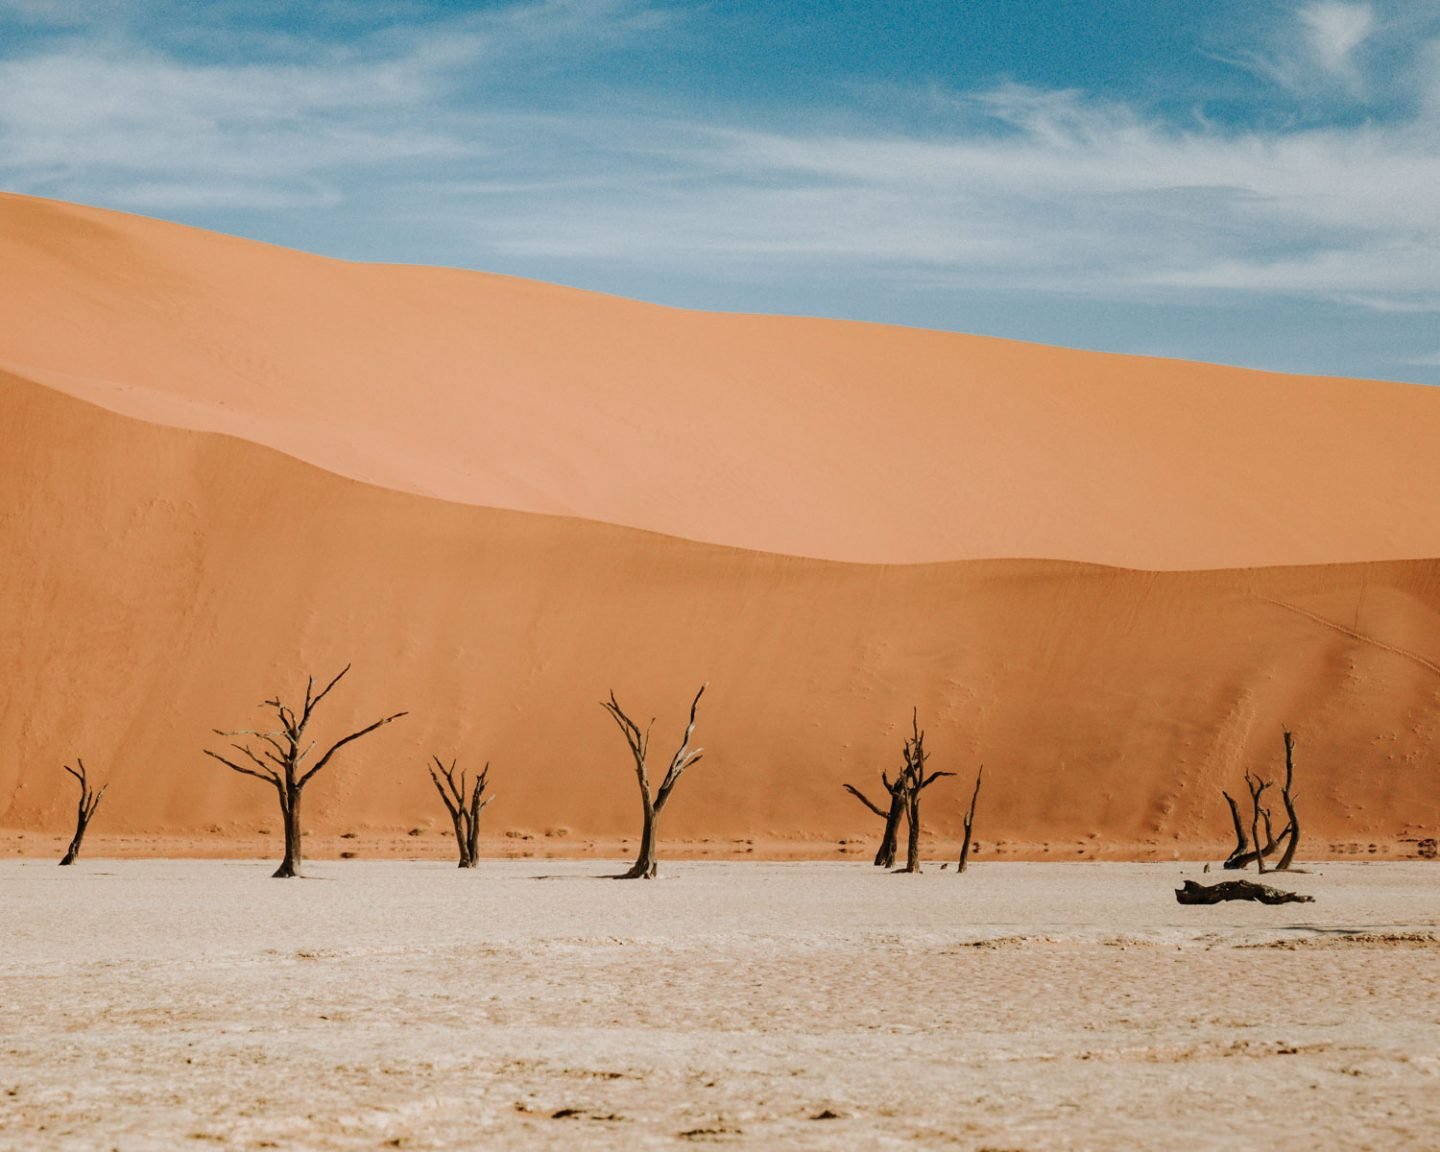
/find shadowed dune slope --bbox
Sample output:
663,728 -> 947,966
4,192 -> 1440,568
3,370 -> 1437,848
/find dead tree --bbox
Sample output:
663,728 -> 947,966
842,770 -> 907,868
428,756 -> 492,868
1175,879 -> 1313,905
898,710 -> 953,874
58,759 -> 106,866
1223,735 -> 1299,872
602,683 -> 706,879
957,764 -> 983,873
203,666 -> 406,878
1273,728 -> 1301,871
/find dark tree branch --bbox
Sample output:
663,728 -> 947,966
299,711 -> 408,788
843,783 -> 889,818
958,764 -> 983,874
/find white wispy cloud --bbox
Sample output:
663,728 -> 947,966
1,0 -> 1438,356
1300,1 -> 1376,83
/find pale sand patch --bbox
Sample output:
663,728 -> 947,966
2,861 -> 1437,1150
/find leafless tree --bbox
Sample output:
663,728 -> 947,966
1245,769 -> 1274,876
601,683 -> 706,879
1221,729 -> 1299,872
203,666 -> 406,878
898,710 -> 953,873
428,756 -> 492,868
842,770 -> 907,868
1273,728 -> 1301,871
957,764 -> 983,874
58,759 -> 106,866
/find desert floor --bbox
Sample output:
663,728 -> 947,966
2,860 -> 1437,1151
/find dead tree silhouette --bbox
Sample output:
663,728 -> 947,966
957,764 -> 983,874
58,759 -> 106,866
602,683 -> 707,879
203,666 -> 406,878
897,710 -> 953,873
428,757 -> 492,868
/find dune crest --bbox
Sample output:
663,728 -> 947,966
2,369 -> 1437,850
4,192 -> 1440,568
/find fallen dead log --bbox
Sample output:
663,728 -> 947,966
1175,879 -> 1313,905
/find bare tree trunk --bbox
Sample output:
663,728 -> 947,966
903,789 -> 921,873
877,793 -> 904,868
1221,790 -> 1249,868
275,785 -> 302,879
1274,729 -> 1301,871
625,802 -> 659,879
957,765 -> 983,874
58,760 -> 106,867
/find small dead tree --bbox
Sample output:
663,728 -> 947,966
602,683 -> 706,879
957,764 -> 983,873
898,710 -> 953,874
58,759 -> 106,866
1222,729 -> 1299,872
203,666 -> 406,878
428,757 -> 492,868
1246,770 -> 1273,876
842,770 -> 908,868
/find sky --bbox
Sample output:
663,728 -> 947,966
2,0 -> 1438,384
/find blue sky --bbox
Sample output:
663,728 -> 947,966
2,0 -> 1439,383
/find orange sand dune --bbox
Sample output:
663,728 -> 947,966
4,193 -> 1440,569
2,370 -> 1437,852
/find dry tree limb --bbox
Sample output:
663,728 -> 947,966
1175,879 -> 1313,905
843,773 -> 907,868
428,757 -> 492,868
58,759 -> 106,866
957,764 -> 983,874
202,665 -> 406,878
1221,790 -> 1249,868
602,683 -> 707,879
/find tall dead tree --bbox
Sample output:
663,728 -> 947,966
842,770 -> 908,868
203,666 -> 406,878
957,764 -> 983,874
898,710 -> 953,874
428,756 -> 492,868
602,683 -> 706,879
1274,728 -> 1301,871
58,759 -> 106,866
